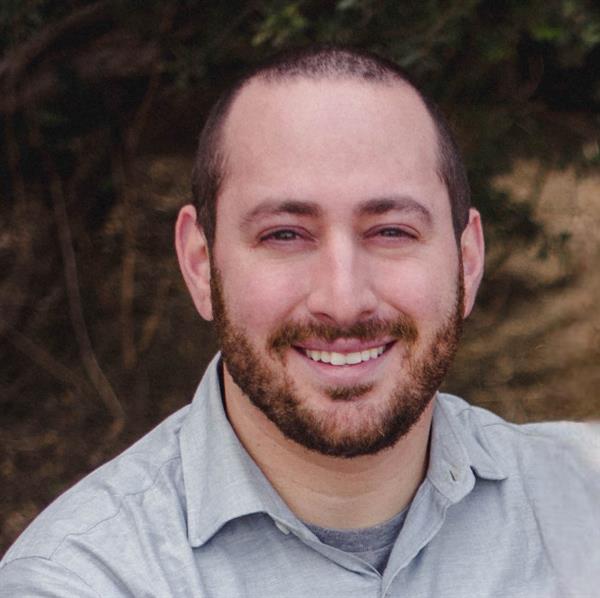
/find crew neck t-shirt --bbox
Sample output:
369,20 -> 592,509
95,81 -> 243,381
304,507 -> 408,573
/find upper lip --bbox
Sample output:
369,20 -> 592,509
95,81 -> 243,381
294,339 -> 395,353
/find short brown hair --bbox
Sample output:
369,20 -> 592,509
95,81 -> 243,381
191,45 -> 470,247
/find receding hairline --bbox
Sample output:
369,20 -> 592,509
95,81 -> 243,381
253,46 -> 412,83
216,71 -> 444,187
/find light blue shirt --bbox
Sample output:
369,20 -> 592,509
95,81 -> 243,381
1,355 -> 599,597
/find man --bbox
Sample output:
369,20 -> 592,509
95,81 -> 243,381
1,46 -> 598,597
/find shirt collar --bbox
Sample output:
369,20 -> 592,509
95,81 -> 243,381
427,393 -> 507,503
180,354 -> 295,547
180,356 -> 507,547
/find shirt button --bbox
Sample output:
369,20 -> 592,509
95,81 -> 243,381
274,520 -> 291,535
449,466 -> 462,482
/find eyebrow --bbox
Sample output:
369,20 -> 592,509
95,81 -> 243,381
356,196 -> 432,224
240,194 -> 432,227
241,199 -> 322,227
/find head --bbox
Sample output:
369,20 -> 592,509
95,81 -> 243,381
176,46 -> 484,458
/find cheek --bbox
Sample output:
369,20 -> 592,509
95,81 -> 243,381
378,260 -> 458,323
218,257 -> 310,331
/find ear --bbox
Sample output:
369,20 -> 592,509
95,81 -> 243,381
175,205 -> 213,321
460,208 -> 485,318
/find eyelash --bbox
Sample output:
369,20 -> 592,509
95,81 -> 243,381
260,229 -> 305,242
370,226 -> 416,240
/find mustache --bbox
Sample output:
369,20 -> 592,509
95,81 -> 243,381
268,316 -> 419,355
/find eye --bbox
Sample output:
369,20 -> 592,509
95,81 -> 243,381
257,227 -> 316,252
369,226 -> 417,240
260,228 -> 303,242
378,227 -> 408,238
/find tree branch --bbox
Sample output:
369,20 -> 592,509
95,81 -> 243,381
3,325 -> 89,394
0,2 -> 110,86
26,107 -> 126,437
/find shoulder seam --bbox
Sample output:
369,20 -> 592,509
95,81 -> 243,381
47,455 -> 182,560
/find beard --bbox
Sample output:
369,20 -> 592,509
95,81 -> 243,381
211,264 -> 464,458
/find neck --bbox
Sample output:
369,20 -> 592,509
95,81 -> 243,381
223,367 -> 434,529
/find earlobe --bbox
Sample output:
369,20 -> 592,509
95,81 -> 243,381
460,208 -> 485,318
175,205 -> 214,321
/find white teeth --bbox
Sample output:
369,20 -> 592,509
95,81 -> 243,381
346,352 -> 362,365
330,352 -> 345,366
303,345 -> 387,366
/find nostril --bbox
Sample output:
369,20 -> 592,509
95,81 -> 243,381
306,286 -> 378,323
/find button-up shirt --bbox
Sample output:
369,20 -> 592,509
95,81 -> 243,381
1,355 -> 599,597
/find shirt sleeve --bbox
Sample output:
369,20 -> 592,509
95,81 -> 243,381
0,557 -> 102,598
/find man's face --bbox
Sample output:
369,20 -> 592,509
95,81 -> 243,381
207,78 -> 474,457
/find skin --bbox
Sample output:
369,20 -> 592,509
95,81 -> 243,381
176,77 -> 485,528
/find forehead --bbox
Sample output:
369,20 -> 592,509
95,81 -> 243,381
217,76 -> 445,220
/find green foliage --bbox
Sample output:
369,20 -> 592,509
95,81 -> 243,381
252,2 -> 309,47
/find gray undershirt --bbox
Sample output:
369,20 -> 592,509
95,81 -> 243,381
304,507 -> 408,574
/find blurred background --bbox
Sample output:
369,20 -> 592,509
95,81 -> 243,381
1,0 -> 600,555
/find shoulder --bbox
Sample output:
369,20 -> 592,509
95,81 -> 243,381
478,405 -> 599,481
437,393 -> 600,515
1,405 -> 190,567
438,393 -> 600,590
438,393 -> 600,476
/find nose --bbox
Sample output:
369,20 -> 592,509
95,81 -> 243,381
305,233 -> 378,326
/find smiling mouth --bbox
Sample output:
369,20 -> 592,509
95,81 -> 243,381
300,344 -> 390,366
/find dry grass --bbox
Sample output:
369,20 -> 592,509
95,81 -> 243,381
448,160 -> 600,422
